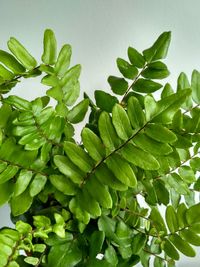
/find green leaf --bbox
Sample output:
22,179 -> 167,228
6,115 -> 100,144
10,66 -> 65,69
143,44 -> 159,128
116,220 -> 132,259
178,166 -> 195,183
149,207 -> 167,234
106,153 -> 137,187
117,58 -> 138,79
7,37 -> 37,70
142,61 -> 170,79
98,111 -> 121,152
4,95 -> 32,110
191,69 -> 200,104
64,141 -> 94,173
0,165 -> 19,184
127,96 -> 146,129
54,155 -> 84,184
177,72 -> 193,109
177,203 -> 187,229
69,198 -> 90,224
181,229 -> 200,246
11,189 -> 33,216
190,157 -> 200,172
77,188 -> 101,217
55,44 -> 72,76
163,239 -> 180,260
85,175 -> 113,208
42,29 -> 57,65
29,174 -> 47,197
0,181 -> 14,206
143,31 -> 171,62
154,257 -> 166,267
169,234 -> 196,257
108,76 -> 128,95
105,245 -> 118,266
186,203 -> 200,224
132,233 -> 147,254
153,180 -> 169,205
152,89 -> 191,123
165,206 -> 179,233
0,50 -> 25,74
133,78 -> 162,93
67,99 -> 89,123
144,95 -> 157,121
128,47 -> 145,68
95,90 -> 118,113
98,215 -> 117,240
145,123 -> 177,143
95,164 -> 128,191
81,127 -> 105,161
0,64 -> 14,80
112,104 -> 132,140
24,257 -> 39,265
121,143 -> 160,170
14,170 -> 32,196
133,133 -> 172,155
89,231 -> 105,258
48,242 -> 82,267
50,174 -> 77,195
161,83 -> 174,98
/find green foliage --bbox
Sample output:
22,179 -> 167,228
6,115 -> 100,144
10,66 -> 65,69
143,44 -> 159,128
0,29 -> 200,267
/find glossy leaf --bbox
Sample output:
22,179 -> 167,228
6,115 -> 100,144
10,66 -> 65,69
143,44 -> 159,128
170,234 -> 196,257
117,58 -> 138,79
108,76 -> 128,95
127,96 -> 146,129
128,47 -> 145,68
55,44 -> 71,76
67,99 -> 89,123
95,90 -> 118,113
133,78 -> 162,93
42,29 -> 57,65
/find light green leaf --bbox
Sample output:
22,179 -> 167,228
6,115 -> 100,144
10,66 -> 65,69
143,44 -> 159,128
108,76 -> 128,95
149,207 -> 167,234
29,174 -> 47,197
121,143 -> 160,170
14,170 -> 32,196
95,90 -> 118,113
186,203 -> 200,225
4,95 -> 32,110
127,96 -> 146,129
54,155 -> 84,184
177,203 -> 187,229
177,72 -> 193,109
0,181 -> 14,206
7,37 -> 37,70
0,50 -> 25,74
112,104 -> 132,140
145,123 -> 177,143
178,166 -> 195,183
170,234 -> 196,257
105,245 -> 118,266
154,257 -> 166,267
98,215 -> 117,240
133,78 -> 162,93
81,127 -> 105,161
42,29 -> 57,65
161,83 -> 174,98
69,198 -> 90,224
11,189 -> 33,216
143,31 -> 171,62
181,229 -> 200,246
67,99 -> 89,123
0,165 -> 19,184
191,69 -> 200,104
117,58 -> 138,79
128,47 -> 145,68
64,141 -> 94,173
106,153 -> 137,187
165,206 -> 179,233
55,44 -> 72,77
50,174 -> 77,195
144,95 -> 158,121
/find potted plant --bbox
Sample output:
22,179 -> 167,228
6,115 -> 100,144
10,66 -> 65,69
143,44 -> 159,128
0,29 -> 200,267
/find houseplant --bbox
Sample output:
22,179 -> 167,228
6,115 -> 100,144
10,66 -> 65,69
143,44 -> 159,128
0,29 -> 200,267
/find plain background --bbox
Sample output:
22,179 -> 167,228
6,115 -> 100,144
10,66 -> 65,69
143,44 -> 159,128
0,1 -> 200,266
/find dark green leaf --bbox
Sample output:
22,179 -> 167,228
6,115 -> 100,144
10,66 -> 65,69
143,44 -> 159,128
186,203 -> 200,224
163,239 -> 179,260
117,58 -> 138,79
128,47 -> 145,68
165,206 -> 179,233
11,189 -> 33,216
67,99 -> 89,124
145,123 -> 177,143
191,69 -> 200,104
49,174 -> 77,195
142,61 -> 170,79
108,76 -> 128,95
133,78 -> 162,93
170,234 -> 196,257
95,90 -> 118,112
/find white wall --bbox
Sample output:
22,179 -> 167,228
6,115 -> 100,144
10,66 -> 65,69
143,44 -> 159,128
0,1 -> 200,266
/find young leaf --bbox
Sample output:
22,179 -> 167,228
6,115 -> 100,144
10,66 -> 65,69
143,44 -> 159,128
117,58 -> 138,79
108,76 -> 128,95
0,50 -> 25,74
7,37 -> 37,70
41,29 -> 57,65
191,70 -> 200,104
128,47 -> 145,68
95,90 -> 118,113
143,31 -> 171,62
67,99 -> 89,124
133,78 -> 162,93
55,44 -> 72,76
112,104 -> 132,140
